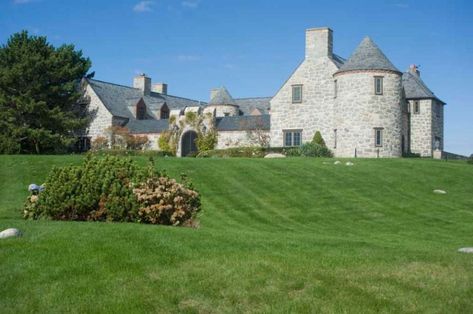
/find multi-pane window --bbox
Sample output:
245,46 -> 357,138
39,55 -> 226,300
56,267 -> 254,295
413,101 -> 420,114
292,85 -> 303,103
284,130 -> 302,147
374,76 -> 383,95
334,80 -> 338,98
374,128 -> 383,147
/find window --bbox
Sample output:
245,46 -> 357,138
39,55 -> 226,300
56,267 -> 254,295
136,100 -> 146,120
334,80 -> 338,98
374,128 -> 383,147
224,112 -> 230,117
292,85 -> 303,103
283,130 -> 302,147
333,129 -> 337,149
374,76 -> 383,95
413,101 -> 420,114
160,107 -> 169,119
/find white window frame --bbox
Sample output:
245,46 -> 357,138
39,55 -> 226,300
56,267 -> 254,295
374,76 -> 383,95
283,130 -> 302,147
374,128 -> 383,147
292,85 -> 303,104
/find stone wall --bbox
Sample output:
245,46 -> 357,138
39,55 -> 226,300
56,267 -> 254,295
216,130 -> 269,149
204,105 -> 239,117
409,99 -> 433,156
334,71 -> 403,157
85,84 -> 113,140
431,99 -> 444,151
270,57 -> 339,148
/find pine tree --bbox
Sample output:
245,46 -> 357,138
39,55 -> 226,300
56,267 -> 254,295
0,31 -> 92,153
312,131 -> 326,147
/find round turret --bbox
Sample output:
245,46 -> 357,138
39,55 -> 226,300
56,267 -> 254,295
333,37 -> 403,157
205,87 -> 239,117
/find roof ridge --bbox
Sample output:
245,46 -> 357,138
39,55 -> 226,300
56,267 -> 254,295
235,96 -> 272,100
87,78 -> 139,90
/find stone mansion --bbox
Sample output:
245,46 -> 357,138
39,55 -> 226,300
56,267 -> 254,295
81,27 -> 445,157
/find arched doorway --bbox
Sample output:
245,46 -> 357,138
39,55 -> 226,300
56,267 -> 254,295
181,131 -> 198,157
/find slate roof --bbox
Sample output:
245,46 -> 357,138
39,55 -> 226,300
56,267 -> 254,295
87,79 -> 203,119
208,87 -> 237,106
235,97 -> 272,115
126,119 -> 169,134
336,37 -> 400,74
216,114 -> 270,131
402,71 -> 445,104
331,53 -> 346,68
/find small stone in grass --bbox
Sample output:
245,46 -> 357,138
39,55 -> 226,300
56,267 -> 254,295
0,228 -> 22,239
433,189 -> 447,194
346,162 -> 354,166
458,247 -> 473,253
334,161 -> 341,165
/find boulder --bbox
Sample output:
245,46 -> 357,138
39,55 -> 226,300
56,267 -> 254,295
334,161 -> 341,165
458,247 -> 473,253
264,153 -> 286,158
346,162 -> 354,166
433,189 -> 447,194
0,228 -> 22,239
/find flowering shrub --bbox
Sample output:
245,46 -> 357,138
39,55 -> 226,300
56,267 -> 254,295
23,155 -> 201,226
133,175 -> 200,226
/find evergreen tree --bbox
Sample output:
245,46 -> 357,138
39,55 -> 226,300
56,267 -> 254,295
0,31 -> 92,153
312,131 -> 326,147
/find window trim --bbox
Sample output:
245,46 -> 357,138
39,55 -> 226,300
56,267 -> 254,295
374,76 -> 383,95
374,127 -> 384,147
413,100 -> 420,114
292,84 -> 303,104
283,129 -> 302,147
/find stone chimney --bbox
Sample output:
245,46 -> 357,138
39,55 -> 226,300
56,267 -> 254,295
152,83 -> 168,95
133,73 -> 151,95
409,64 -> 420,77
305,27 -> 333,60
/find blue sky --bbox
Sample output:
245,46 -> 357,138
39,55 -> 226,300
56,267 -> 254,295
1,0 -> 472,155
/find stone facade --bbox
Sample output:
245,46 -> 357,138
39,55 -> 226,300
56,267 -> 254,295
216,130 -> 270,149
84,84 -> 113,140
334,71 -> 403,157
409,98 -> 444,156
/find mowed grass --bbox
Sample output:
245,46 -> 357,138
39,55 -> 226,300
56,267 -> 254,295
1,155 -> 473,313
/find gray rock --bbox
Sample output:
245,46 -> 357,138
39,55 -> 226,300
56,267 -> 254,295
458,247 -> 473,253
264,153 -> 286,158
0,228 -> 22,239
433,189 -> 447,194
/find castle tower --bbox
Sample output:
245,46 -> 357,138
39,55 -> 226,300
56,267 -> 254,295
204,87 -> 240,117
333,37 -> 403,157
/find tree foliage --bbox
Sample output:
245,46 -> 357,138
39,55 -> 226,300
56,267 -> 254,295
0,31 -> 92,154
311,131 -> 327,148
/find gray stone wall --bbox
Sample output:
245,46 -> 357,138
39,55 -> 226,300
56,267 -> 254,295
431,99 -> 444,151
270,57 -> 339,148
85,84 -> 113,140
216,130 -> 270,149
409,99 -> 433,156
334,71 -> 403,157
204,105 -> 239,117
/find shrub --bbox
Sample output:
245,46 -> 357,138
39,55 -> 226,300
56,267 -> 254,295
23,155 -> 200,226
0,134 -> 21,154
158,131 -> 173,153
91,136 -> 109,151
197,147 -> 265,158
133,175 -> 200,226
196,129 -> 218,152
298,142 -> 333,157
468,155 -> 473,165
126,135 -> 149,150
311,131 -> 326,147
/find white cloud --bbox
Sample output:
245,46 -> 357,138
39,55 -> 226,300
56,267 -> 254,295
133,1 -> 154,12
182,0 -> 200,9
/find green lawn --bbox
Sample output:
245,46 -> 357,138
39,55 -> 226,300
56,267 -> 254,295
1,156 -> 473,313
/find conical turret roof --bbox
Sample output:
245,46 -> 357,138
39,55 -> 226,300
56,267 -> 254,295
209,87 -> 237,106
336,37 -> 400,74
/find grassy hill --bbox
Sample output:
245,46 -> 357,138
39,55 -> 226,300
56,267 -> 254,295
1,156 -> 472,313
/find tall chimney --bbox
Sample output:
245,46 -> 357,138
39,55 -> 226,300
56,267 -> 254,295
409,64 -> 420,77
305,27 -> 333,60
133,73 -> 151,95
152,83 -> 168,95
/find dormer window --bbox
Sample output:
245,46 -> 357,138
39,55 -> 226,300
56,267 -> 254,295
136,99 -> 146,120
374,76 -> 383,95
292,85 -> 303,103
160,105 -> 169,119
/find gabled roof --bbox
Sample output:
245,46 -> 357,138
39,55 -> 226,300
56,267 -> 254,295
235,97 -> 272,115
86,79 -> 203,119
209,87 -> 237,106
402,72 -> 445,104
336,37 -> 400,74
216,114 -> 270,131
